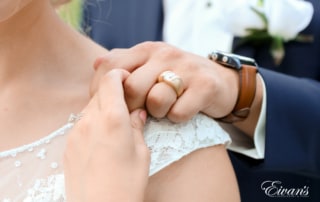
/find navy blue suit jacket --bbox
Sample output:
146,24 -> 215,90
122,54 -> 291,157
83,0 -> 320,201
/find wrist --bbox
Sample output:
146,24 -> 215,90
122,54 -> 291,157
234,74 -> 263,138
208,50 -> 258,123
218,65 -> 240,117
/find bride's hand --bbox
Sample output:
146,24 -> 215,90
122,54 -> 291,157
64,69 -> 150,202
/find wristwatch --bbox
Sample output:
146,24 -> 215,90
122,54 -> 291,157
208,50 -> 258,123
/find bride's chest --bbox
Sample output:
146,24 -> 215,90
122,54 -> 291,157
0,123 -> 72,202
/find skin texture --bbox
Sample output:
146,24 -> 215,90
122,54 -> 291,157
0,1 -> 240,201
0,0 -> 106,151
0,0 -> 27,22
145,145 -> 240,202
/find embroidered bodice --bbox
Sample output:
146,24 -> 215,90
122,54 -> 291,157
0,113 -> 230,201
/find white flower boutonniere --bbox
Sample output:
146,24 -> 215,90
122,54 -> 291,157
224,0 -> 314,65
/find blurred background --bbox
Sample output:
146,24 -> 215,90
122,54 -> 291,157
56,0 -> 83,30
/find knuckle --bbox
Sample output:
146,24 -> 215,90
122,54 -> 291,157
181,57 -> 198,69
156,45 -> 183,60
134,41 -> 182,60
96,55 -> 113,67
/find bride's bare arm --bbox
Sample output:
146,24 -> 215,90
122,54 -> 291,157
145,145 -> 240,202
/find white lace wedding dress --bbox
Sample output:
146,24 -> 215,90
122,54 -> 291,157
0,113 -> 230,202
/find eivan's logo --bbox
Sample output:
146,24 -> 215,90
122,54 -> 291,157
261,180 -> 310,198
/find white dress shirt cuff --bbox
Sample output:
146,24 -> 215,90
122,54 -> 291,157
224,74 -> 266,159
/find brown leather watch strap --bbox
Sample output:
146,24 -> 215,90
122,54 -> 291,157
217,64 -> 257,123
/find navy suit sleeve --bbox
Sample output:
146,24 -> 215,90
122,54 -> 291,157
259,68 -> 320,174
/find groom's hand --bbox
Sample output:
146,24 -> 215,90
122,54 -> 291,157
91,42 -> 239,123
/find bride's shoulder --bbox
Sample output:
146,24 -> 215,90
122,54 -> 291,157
79,31 -> 109,57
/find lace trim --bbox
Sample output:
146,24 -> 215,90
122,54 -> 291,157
0,123 -> 74,159
0,113 -> 84,159
148,132 -> 230,176
0,113 -> 230,201
145,114 -> 231,176
22,174 -> 66,202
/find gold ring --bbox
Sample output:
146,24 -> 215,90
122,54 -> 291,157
157,71 -> 184,97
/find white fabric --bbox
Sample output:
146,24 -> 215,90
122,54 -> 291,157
0,113 -> 230,201
163,0 -> 234,56
163,0 -> 267,159
226,75 -> 266,159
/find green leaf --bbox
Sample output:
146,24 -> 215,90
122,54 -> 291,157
250,6 -> 268,27
258,0 -> 264,7
246,29 -> 270,40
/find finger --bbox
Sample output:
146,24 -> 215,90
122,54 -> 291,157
90,48 -> 148,97
90,65 -> 109,97
94,47 -> 149,72
93,42 -> 182,109
93,41 -> 173,90
93,49 -> 129,70
124,63 -> 166,112
96,69 -> 130,111
130,109 -> 147,145
145,82 -> 177,118
77,69 -> 131,133
85,69 -> 134,143
167,88 -> 205,123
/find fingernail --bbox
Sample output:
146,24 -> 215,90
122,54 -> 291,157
139,110 -> 147,124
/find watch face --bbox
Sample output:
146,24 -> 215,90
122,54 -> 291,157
209,50 -> 257,70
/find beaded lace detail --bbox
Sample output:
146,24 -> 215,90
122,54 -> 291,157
0,113 -> 230,201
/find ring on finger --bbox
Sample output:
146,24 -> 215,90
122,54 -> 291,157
157,70 -> 184,97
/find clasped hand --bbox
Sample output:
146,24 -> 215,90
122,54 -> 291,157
91,42 -> 240,122
64,41 -> 261,202
64,69 -> 150,202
